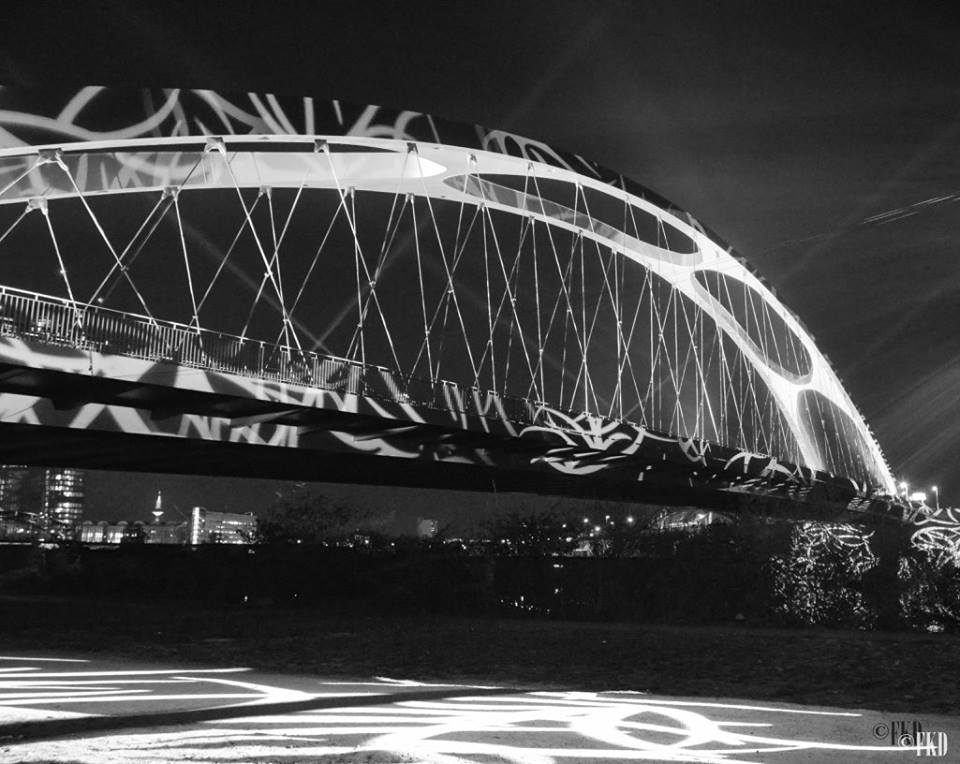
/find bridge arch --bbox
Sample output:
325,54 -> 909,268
0,87 -> 895,508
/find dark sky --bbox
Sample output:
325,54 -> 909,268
3,0 -> 959,519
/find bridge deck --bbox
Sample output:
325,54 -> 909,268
0,284 -> 905,522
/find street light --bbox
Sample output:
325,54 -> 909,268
899,481 -> 909,498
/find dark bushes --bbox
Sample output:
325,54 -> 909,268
4,520 -> 958,632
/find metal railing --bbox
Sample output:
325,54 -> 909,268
0,285 -> 538,426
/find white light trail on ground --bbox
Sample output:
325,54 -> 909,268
0,657 -> 89,663
525,692 -> 865,717
373,676 -> 499,688
0,671 -> 378,713
0,657 -> 938,764
0,668 -> 250,679
0,679 -> 199,687
0,693 -> 260,705
0,690 -> 149,702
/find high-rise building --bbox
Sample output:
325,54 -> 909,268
41,468 -> 85,540
189,506 -> 257,544
0,465 -> 28,516
0,465 -> 33,539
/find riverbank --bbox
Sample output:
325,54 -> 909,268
1,595 -> 956,715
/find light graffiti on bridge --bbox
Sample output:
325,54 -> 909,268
910,506 -> 960,568
0,332 -> 871,508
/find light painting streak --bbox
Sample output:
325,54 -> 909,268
0,657 -> 935,764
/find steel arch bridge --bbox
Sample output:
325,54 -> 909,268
0,86 -> 900,518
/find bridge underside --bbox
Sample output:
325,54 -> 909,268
0,420 -> 781,513
0,333 -> 892,522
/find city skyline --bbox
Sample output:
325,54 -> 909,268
0,465 -> 84,539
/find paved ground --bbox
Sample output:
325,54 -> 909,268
0,653 -> 956,763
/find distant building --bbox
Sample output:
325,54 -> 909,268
80,520 -> 144,545
0,465 -> 84,540
145,521 -> 188,544
0,465 -> 32,539
189,506 -> 257,544
79,521 -> 108,544
41,468 -> 85,540
651,508 -> 733,531
80,519 -> 189,545
0,465 -> 28,515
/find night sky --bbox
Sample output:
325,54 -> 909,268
2,1 -> 958,520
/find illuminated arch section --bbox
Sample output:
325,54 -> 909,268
798,390 -> 887,487
0,87 -> 895,494
444,173 -> 699,263
691,270 -> 812,381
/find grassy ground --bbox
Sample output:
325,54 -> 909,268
1,595 -> 957,715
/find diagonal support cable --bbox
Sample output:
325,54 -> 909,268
172,190 -> 201,331
211,143 -> 301,351
35,198 -> 84,335
50,152 -> 160,326
413,148 -> 481,385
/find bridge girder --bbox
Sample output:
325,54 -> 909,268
0,334 -> 897,522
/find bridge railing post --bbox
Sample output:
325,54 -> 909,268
111,313 -> 120,352
318,357 -> 332,391
25,295 -> 37,339
189,327 -> 201,366
166,323 -> 177,362
0,289 -> 22,337
305,352 -> 316,387
351,362 -> 362,396
138,319 -> 150,360
0,289 -> 8,337
106,312 -> 117,352
186,328 -> 197,366
51,300 -> 64,343
188,327 -> 198,365
93,310 -> 106,351
162,324 -> 175,363
161,324 -> 172,362
263,342 -> 270,377
86,308 -> 96,350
